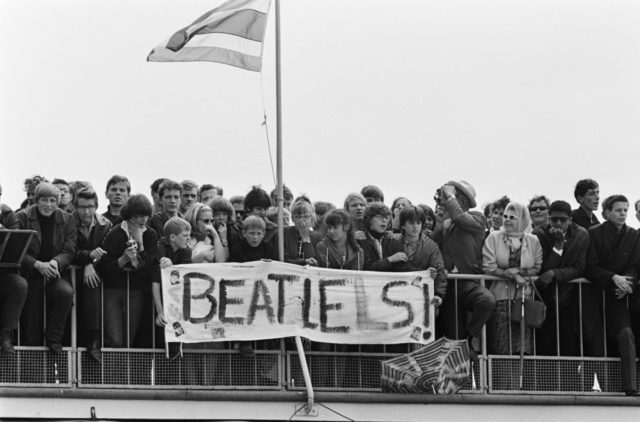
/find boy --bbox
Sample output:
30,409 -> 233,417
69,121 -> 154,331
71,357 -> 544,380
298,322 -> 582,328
103,175 -> 131,225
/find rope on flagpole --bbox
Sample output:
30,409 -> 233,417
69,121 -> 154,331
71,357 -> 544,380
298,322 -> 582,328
260,71 -> 277,189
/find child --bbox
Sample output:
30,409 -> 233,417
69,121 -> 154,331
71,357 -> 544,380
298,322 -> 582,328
229,215 -> 277,263
229,215 -> 276,356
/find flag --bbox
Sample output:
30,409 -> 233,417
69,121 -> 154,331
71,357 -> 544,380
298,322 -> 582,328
148,0 -> 272,72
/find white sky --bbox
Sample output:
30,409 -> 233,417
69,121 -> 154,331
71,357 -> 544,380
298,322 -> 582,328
1,0 -> 639,226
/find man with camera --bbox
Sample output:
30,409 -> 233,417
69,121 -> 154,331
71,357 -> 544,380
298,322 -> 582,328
432,180 -> 495,353
532,200 -> 589,356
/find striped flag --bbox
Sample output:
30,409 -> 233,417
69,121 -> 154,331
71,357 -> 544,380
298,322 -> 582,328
148,0 -> 272,72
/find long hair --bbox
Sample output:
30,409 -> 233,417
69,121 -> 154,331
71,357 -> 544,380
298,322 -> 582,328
324,209 -> 359,251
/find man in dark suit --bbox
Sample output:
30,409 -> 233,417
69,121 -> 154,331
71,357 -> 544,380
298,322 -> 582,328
533,200 -> 589,356
585,195 -> 640,396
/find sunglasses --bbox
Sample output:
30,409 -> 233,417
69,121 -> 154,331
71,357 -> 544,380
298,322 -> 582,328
550,216 -> 569,223
529,206 -> 548,212
503,214 -> 519,221
198,218 -> 213,223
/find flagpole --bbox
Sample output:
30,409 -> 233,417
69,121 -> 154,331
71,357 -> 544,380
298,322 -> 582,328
275,0 -> 284,263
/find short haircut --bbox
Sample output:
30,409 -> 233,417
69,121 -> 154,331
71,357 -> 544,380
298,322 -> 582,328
150,178 -> 167,195
314,201 -> 336,217
120,194 -> 153,220
244,186 -> 271,210
574,179 -> 598,201
51,178 -> 69,187
164,216 -> 191,237
199,184 -> 215,195
23,175 -> 48,192
399,206 -> 426,228
391,196 -> 412,211
209,197 -> 235,219
105,175 -> 131,194
34,182 -> 61,203
242,215 -> 266,232
158,179 -> 182,198
74,187 -> 99,207
548,200 -> 572,216
181,179 -> 198,192
291,199 -> 316,225
603,194 -> 628,211
361,185 -> 384,202
270,184 -> 293,205
529,195 -> 551,209
229,195 -> 245,205
491,195 -> 510,212
325,209 -> 351,228
363,203 -> 392,229
343,193 -> 367,210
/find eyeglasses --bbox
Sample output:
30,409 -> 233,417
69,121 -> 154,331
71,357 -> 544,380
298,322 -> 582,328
198,218 -> 213,223
293,214 -> 312,220
529,206 -> 548,212
503,214 -> 519,221
550,216 -> 569,223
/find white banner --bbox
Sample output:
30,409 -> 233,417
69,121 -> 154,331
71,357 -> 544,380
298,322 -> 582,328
162,261 -> 435,345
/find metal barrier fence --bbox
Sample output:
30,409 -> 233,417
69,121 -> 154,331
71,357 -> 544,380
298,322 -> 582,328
1,268 -> 637,394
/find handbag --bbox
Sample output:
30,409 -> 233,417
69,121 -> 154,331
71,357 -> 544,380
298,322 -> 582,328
510,282 -> 546,329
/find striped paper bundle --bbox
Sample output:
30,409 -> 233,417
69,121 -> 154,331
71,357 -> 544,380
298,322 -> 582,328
381,338 -> 470,394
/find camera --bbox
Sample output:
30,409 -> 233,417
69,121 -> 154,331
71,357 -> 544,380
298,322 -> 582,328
434,188 -> 443,206
126,239 -> 138,249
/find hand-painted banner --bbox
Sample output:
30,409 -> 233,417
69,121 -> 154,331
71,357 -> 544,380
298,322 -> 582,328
161,260 -> 435,344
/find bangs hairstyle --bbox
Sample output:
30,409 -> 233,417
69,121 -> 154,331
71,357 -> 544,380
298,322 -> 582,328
74,187 -> 99,207
324,209 -> 359,251
363,203 -> 391,229
34,182 -> 61,203
343,193 -> 366,211
229,195 -> 244,205
244,186 -> 271,210
314,201 -> 336,217
399,206 -> 426,228
361,185 -> 384,202
291,199 -> 316,225
242,215 -> 266,232
159,179 -> 182,197
270,184 -> 293,205
529,195 -> 551,209
491,195 -> 511,212
121,194 -> 153,220
150,178 -> 167,195
209,197 -> 235,219
183,203 -> 212,234
574,179 -> 598,201
416,204 -> 436,224
549,200 -> 572,216
603,194 -> 628,211
164,216 -> 191,237
105,175 -> 131,194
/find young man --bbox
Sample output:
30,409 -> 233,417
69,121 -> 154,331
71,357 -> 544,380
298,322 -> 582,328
199,184 -> 222,205
585,195 -> 640,396
19,175 -> 48,212
572,179 -> 600,230
15,183 -> 76,353
52,178 -> 74,213
244,186 -> 278,243
432,180 -> 495,353
103,175 -> 131,226
71,188 -> 112,363
360,185 -> 385,205
533,200 -> 589,356
148,179 -> 182,237
150,178 -> 167,214
180,180 -> 198,215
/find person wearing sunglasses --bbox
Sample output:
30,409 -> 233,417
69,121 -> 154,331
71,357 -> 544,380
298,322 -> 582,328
532,200 -> 590,357
585,195 -> 640,396
483,202 -> 542,355
183,203 -> 225,263
528,195 -> 551,230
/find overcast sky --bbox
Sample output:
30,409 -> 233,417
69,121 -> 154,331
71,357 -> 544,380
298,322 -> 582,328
2,0 -> 639,225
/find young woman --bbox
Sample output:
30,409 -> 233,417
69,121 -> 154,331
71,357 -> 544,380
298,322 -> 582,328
482,202 -> 542,355
98,194 -> 158,348
183,203 -> 226,263
343,193 -> 367,232
209,196 -> 241,254
281,198 -> 322,265
315,209 -> 364,270
390,197 -> 412,232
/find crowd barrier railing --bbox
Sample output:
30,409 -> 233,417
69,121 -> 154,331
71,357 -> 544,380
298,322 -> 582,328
1,267 -> 638,395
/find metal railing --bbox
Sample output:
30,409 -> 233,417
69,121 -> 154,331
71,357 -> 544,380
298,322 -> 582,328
1,268 -> 638,395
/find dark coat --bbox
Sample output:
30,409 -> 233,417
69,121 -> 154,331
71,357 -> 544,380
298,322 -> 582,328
72,211 -> 113,267
278,226 -> 322,265
15,205 -> 77,277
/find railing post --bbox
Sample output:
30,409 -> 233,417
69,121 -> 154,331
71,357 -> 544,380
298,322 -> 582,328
70,266 -> 78,387
294,335 -> 315,413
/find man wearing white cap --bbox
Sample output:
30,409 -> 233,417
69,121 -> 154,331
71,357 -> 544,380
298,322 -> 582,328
433,180 -> 495,353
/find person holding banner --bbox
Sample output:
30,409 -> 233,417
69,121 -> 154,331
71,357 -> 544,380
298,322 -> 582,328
316,209 -> 364,271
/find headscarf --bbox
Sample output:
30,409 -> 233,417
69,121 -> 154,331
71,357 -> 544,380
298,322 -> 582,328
501,202 -> 532,250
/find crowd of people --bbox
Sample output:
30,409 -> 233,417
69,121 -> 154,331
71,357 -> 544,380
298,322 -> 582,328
0,175 -> 639,395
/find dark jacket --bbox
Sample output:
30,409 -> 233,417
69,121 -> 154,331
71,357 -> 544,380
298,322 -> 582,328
432,198 -> 486,275
315,238 -> 364,270
533,223 -> 589,306
72,211 -> 113,267
585,221 -> 640,293
571,207 -> 599,231
230,238 -> 277,263
15,205 -> 77,277
0,203 -> 18,229
278,226 -> 322,265
97,225 -> 159,290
